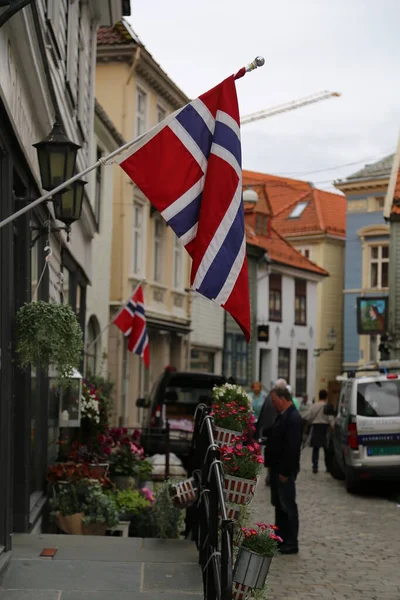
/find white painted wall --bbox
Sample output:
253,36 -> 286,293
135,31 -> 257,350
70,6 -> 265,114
85,114 -> 118,376
190,294 -> 224,374
256,263 -> 321,402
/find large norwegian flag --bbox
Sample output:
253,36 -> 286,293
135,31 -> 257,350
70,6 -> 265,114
108,75 -> 250,340
113,285 -> 150,368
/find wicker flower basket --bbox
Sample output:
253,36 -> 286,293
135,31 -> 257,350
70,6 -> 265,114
214,426 -> 241,447
169,477 -> 198,509
232,582 -> 254,600
224,475 -> 257,505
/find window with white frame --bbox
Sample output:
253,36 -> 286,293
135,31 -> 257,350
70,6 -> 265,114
370,245 -> 389,288
173,236 -> 183,289
136,88 -> 147,137
132,203 -> 144,275
157,104 -> 166,123
153,217 -> 164,282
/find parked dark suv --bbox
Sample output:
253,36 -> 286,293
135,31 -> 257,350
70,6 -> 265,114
137,368 -> 225,461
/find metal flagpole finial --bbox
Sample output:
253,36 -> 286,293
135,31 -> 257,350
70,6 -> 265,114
246,56 -> 265,73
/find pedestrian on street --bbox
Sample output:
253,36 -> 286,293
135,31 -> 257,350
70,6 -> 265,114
256,378 -> 287,486
264,387 -> 303,555
248,381 -> 266,423
305,389 -> 335,474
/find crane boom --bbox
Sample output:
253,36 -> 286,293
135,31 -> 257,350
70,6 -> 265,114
240,90 -> 341,125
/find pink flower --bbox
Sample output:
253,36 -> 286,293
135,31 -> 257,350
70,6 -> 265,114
97,434 -> 106,444
103,446 -> 111,456
236,443 -> 243,451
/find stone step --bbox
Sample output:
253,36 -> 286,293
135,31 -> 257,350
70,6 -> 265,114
0,535 -> 203,599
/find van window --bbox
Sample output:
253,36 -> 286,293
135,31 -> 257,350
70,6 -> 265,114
357,380 -> 400,417
165,374 -> 224,405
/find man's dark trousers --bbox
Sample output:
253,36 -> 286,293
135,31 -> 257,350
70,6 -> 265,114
270,470 -> 299,550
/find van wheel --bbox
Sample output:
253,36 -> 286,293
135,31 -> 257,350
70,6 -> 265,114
326,442 -> 345,480
345,468 -> 359,494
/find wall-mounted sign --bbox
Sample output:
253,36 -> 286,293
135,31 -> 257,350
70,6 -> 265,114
257,325 -> 269,342
357,297 -> 388,335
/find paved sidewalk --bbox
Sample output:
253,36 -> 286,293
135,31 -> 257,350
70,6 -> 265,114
0,535 -> 202,599
250,449 -> 400,600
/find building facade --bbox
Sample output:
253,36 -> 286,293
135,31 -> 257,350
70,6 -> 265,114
96,21 -> 192,427
85,102 -> 126,378
189,294 -> 224,375
243,170 -> 346,392
0,0 -> 128,557
335,155 -> 393,367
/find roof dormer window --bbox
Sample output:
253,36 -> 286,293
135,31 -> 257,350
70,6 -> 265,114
288,201 -> 308,219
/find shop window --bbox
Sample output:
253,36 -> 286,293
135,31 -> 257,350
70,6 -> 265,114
153,216 -> 164,283
86,315 -> 100,375
224,333 -> 248,385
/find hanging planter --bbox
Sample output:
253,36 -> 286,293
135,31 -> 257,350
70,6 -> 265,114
224,475 -> 257,505
214,426 -> 239,447
218,504 -> 240,523
233,548 -> 272,589
169,477 -> 198,509
16,301 -> 83,381
232,582 -> 254,600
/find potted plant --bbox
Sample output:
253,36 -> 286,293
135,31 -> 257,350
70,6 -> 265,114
212,384 -> 252,446
50,482 -> 84,535
107,428 -> 152,489
221,440 -> 263,505
81,479 -> 119,535
233,524 -> 282,589
107,488 -> 154,521
16,301 -> 83,381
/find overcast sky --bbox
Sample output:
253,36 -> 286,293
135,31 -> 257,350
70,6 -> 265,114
128,1 -> 400,193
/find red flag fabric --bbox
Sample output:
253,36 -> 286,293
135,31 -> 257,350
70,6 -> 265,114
113,285 -> 150,368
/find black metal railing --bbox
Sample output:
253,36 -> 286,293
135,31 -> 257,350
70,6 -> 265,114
186,404 -> 233,600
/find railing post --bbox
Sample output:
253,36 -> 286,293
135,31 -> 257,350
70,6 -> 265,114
165,421 -> 170,481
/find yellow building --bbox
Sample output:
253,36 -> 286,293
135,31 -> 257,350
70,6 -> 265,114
243,171 -> 346,398
96,20 -> 191,426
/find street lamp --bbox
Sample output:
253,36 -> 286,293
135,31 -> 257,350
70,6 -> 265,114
33,121 -> 81,191
314,327 -> 337,358
30,122 -> 85,246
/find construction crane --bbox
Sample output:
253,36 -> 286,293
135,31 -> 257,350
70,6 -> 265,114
240,90 -> 341,125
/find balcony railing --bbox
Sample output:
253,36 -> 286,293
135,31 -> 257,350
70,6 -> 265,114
186,404 -> 233,600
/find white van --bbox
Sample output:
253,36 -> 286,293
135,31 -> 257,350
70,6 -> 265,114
327,362 -> 400,493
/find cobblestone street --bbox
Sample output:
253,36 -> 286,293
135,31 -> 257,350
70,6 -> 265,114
250,449 -> 400,600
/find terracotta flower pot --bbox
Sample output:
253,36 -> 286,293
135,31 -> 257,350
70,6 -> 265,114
56,512 -> 84,535
82,523 -> 108,536
88,463 -> 109,478
224,475 -> 257,505
214,426 -> 241,447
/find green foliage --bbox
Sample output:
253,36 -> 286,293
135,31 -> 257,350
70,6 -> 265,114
153,481 -> 184,539
81,480 -> 119,527
50,479 -> 119,528
107,488 -> 152,516
138,459 -> 153,482
16,301 -> 83,380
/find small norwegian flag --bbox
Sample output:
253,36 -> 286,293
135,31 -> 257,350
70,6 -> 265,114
113,285 -> 150,368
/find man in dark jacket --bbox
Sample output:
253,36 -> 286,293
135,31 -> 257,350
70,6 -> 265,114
256,378 -> 287,485
264,387 -> 303,554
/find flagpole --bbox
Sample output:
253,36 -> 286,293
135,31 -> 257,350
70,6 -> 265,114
0,56 -> 265,230
85,278 -> 146,354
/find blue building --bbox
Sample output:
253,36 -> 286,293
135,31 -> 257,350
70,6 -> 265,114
335,155 -> 393,368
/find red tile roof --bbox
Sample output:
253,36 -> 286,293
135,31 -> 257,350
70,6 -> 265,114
392,170 -> 400,215
245,224 -> 328,277
243,170 -> 346,239
97,22 -> 136,46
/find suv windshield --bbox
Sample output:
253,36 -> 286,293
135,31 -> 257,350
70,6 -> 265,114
357,380 -> 400,417
165,374 -> 224,405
